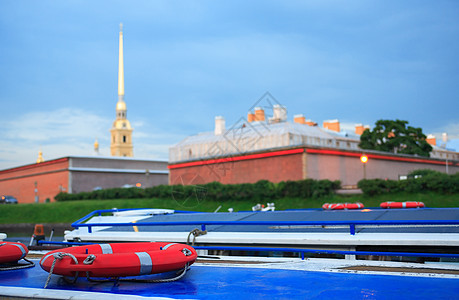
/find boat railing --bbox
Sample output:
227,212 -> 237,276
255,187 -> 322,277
38,241 -> 459,260
71,209 -> 459,235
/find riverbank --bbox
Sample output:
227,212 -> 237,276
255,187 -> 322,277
0,192 -> 457,224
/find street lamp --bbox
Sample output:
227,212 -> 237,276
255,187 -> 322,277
360,155 -> 368,179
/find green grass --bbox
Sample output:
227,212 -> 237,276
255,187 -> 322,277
0,192 -> 458,224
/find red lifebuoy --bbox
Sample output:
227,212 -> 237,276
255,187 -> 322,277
380,202 -> 425,209
0,242 -> 28,264
39,242 -> 197,278
322,202 -> 364,210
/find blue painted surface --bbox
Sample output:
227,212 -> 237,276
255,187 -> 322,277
74,207 -> 459,234
1,262 -> 458,299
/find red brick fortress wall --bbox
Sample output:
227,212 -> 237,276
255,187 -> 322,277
0,158 -> 69,204
305,149 -> 457,187
169,147 -> 459,187
169,149 -> 304,185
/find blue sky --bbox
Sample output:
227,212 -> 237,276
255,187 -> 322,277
1,1 -> 458,170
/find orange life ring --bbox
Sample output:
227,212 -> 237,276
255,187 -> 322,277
39,242 -> 197,278
322,202 -> 364,210
0,242 -> 28,264
380,201 -> 425,209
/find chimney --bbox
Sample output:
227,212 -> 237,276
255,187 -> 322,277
355,124 -> 364,135
247,112 -> 255,123
294,114 -> 306,124
426,134 -> 436,146
215,116 -> 225,135
272,104 -> 287,122
323,119 -> 340,132
305,119 -> 317,126
254,107 -> 265,122
442,132 -> 448,143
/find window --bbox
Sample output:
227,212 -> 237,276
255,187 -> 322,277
123,135 -> 126,143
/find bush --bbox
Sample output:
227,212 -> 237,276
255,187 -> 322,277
54,192 -> 73,202
358,179 -> 401,196
253,180 -> 276,201
202,182 -> 224,201
313,180 -> 340,198
278,180 -> 301,197
358,170 -> 459,196
265,179 -> 340,199
408,169 -> 442,178
54,178 -> 342,202
358,179 -> 384,196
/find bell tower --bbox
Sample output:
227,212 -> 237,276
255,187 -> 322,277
111,23 -> 133,157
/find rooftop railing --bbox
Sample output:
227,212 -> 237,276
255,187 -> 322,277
71,208 -> 459,236
38,240 -> 459,260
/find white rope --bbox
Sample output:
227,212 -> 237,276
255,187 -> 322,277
187,228 -> 207,246
0,258 -> 35,271
122,263 -> 190,283
44,252 -> 79,289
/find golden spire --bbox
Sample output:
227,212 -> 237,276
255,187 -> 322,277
36,149 -> 44,163
111,23 -> 133,158
94,138 -> 99,154
118,23 -> 124,97
116,23 -> 127,117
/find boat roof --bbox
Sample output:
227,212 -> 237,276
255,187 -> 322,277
65,207 -> 459,248
98,208 -> 459,234
1,257 -> 458,299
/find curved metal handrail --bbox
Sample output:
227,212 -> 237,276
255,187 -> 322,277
71,208 -> 459,235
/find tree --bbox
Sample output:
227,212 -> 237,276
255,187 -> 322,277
359,119 -> 433,157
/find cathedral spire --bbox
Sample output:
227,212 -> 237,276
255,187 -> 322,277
111,23 -> 133,157
118,23 -> 124,99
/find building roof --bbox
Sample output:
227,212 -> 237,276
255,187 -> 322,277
169,121 -> 361,163
174,121 -> 344,147
0,155 -> 168,173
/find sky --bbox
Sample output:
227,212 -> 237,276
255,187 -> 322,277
1,0 -> 458,170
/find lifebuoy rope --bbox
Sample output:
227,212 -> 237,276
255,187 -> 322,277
0,242 -> 35,271
120,262 -> 190,283
85,264 -> 190,284
187,228 -> 207,246
44,252 -> 79,289
0,258 -> 35,271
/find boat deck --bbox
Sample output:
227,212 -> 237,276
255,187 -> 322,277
100,208 -> 459,233
65,208 -> 459,250
1,257 -> 459,299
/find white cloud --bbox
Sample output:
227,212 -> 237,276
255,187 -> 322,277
132,143 -> 170,161
0,108 -> 111,170
2,108 -> 110,142
0,108 -> 181,170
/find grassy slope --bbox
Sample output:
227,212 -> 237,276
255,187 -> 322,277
0,192 -> 458,224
